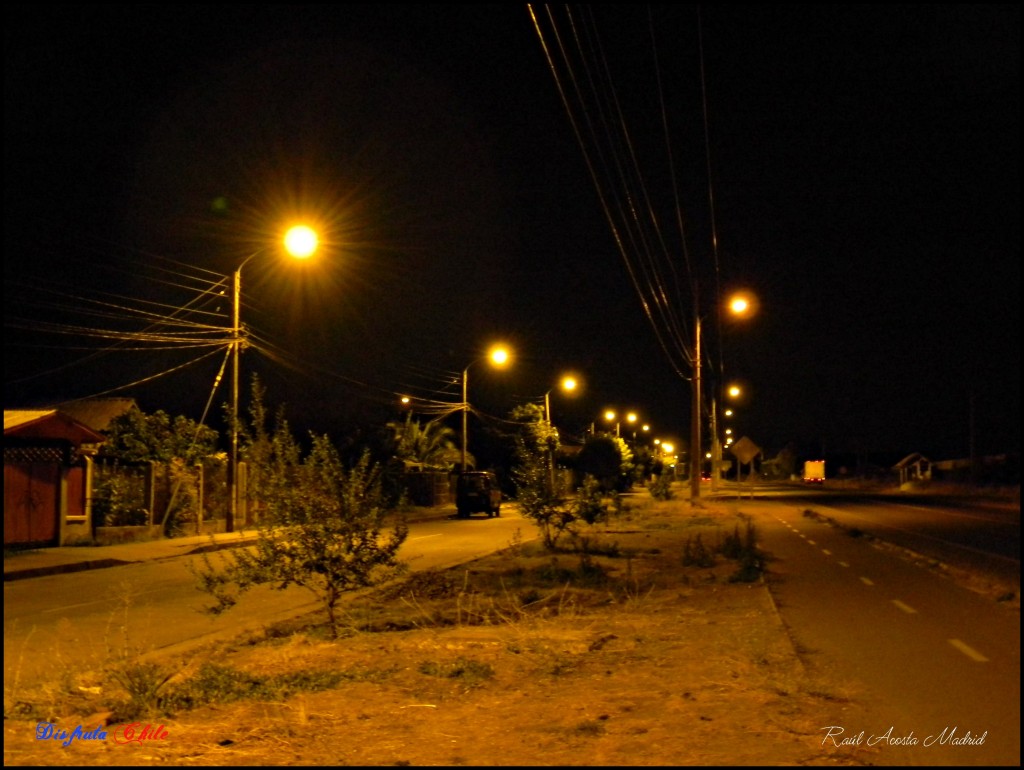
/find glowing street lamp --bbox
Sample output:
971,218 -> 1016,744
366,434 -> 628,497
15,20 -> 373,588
692,292 -> 756,500
544,375 -> 578,425
604,410 -> 619,437
544,375 -> 579,493
461,345 -> 511,472
228,224 -> 319,533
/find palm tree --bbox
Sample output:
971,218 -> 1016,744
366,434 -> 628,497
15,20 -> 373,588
386,414 -> 467,471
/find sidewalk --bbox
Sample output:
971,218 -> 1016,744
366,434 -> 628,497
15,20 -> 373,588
3,506 -> 455,582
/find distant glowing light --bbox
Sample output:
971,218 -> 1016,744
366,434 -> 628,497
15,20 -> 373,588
727,290 -> 758,318
489,345 -> 510,366
283,225 -> 319,259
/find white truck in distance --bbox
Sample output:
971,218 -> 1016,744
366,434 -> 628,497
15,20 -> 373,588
803,460 -> 825,484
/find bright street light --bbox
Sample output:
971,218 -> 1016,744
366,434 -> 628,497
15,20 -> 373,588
544,374 -> 580,494
461,344 -> 511,472
544,375 -> 579,424
603,410 -> 619,437
228,224 -> 319,532
282,225 -> 318,258
692,292 -> 756,500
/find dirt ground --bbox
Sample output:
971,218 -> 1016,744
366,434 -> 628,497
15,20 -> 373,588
3,493 -> 938,766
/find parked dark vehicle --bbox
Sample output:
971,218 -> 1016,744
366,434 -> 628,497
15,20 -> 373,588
455,471 -> 502,518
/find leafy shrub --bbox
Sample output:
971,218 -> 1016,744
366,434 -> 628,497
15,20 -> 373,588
648,474 -> 674,500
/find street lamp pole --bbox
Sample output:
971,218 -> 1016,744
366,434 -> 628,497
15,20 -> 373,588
228,265 -> 243,533
460,345 -> 511,474
226,224 -> 319,533
544,391 -> 554,494
690,316 -> 702,500
461,365 -> 470,473
710,395 -> 720,494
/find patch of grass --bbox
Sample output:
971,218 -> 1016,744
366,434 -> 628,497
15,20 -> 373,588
417,657 -> 494,686
537,555 -> 611,588
108,661 -> 174,719
160,661 -> 375,715
573,719 -> 607,736
681,533 -> 715,568
572,535 -> 621,558
685,516 -> 718,527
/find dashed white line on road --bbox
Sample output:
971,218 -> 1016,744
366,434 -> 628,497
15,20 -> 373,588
948,638 -> 989,662
891,599 -> 917,614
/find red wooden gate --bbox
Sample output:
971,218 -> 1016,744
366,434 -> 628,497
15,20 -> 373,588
4,460 -> 60,546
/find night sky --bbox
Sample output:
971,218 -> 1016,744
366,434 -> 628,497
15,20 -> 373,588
4,4 -> 1019,466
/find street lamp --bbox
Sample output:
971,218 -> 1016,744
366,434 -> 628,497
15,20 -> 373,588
544,375 -> 579,494
710,384 -> 743,493
227,224 -> 319,533
603,410 -> 620,437
689,315 -> 704,500
461,345 -> 511,472
691,293 -> 755,500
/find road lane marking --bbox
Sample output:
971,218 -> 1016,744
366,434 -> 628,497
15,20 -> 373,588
859,577 -> 874,586
891,599 -> 917,614
821,549 -> 831,556
948,639 -> 989,662
807,539 -> 816,545
838,561 -> 849,568
409,534 -> 442,541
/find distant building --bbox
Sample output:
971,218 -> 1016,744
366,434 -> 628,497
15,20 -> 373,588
892,452 -> 932,486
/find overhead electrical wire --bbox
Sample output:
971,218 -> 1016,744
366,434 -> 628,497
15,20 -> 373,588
528,4 -> 727,393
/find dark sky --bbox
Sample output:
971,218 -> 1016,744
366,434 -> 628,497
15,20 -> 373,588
4,4 -> 1019,464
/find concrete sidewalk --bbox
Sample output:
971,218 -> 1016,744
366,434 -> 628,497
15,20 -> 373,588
3,506 -> 455,582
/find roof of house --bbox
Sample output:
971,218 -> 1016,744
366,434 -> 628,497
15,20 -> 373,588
3,409 -> 106,444
893,452 -> 931,469
57,398 -> 138,432
4,409 -> 58,432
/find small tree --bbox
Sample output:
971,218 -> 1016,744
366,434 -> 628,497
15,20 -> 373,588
193,419 -> 407,638
649,473 -> 674,500
509,404 -> 567,549
576,435 -> 623,492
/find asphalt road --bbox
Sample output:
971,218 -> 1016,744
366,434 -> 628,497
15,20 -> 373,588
743,498 -> 1020,766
